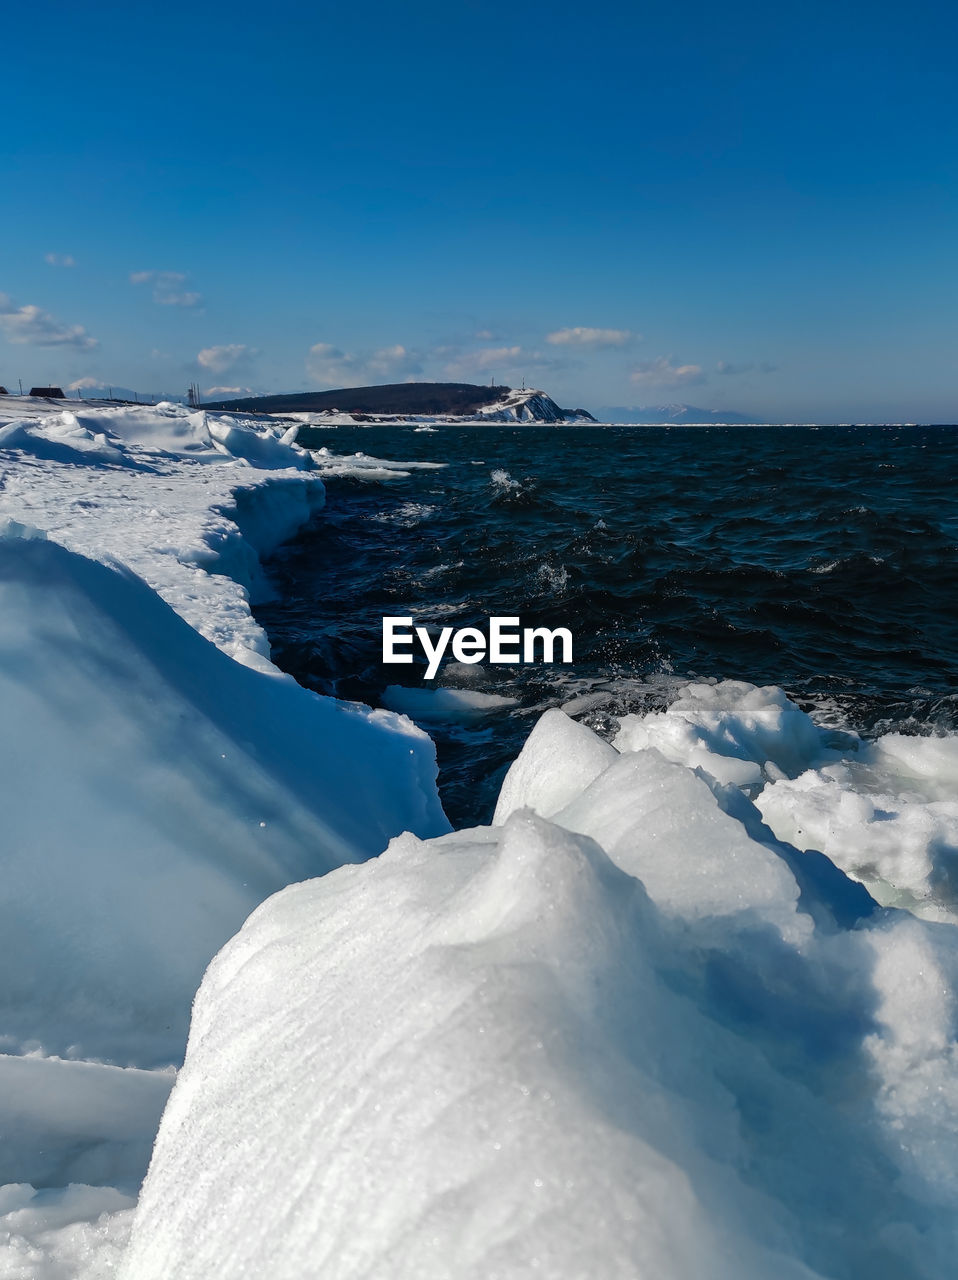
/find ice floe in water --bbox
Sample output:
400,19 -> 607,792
382,684 -> 519,722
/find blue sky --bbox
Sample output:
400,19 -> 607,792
1,0 -> 956,421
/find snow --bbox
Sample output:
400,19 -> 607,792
4,399 -> 958,1278
614,678 -> 833,786
280,387 -> 592,425
0,403 -> 322,670
493,706 -> 618,821
614,678 -> 958,923
757,733 -> 958,920
0,398 -> 449,1272
0,1184 -> 135,1280
122,752 -> 958,1280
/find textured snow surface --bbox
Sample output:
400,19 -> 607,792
0,400 -> 449,1272
125,693 -> 958,1280
0,402 -> 324,669
616,679 -> 958,921
0,1184 -> 134,1280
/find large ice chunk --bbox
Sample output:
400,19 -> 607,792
757,733 -> 958,919
615,679 -> 832,786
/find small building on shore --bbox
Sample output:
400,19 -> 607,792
29,386 -> 66,398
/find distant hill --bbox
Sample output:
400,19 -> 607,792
202,382 -> 595,423
203,382 -> 513,416
597,403 -> 765,425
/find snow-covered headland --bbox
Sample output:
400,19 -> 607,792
275,390 -> 595,428
204,381 -> 597,425
2,399 -> 958,1279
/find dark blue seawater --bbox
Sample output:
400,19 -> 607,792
254,424 -> 958,828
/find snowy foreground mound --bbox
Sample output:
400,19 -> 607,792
125,692 -> 958,1280
0,401 -> 448,1271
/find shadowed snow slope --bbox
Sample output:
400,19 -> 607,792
0,533 -> 446,1068
124,709 -> 958,1280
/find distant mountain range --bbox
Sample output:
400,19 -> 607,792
597,404 -> 765,424
202,382 -> 595,423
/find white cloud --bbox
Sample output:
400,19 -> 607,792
44,253 -> 76,267
131,270 -> 203,308
546,326 -> 637,347
197,344 -> 255,374
203,385 -> 258,398
476,345 -> 522,369
439,342 -> 568,384
67,377 -> 101,390
305,337 -> 567,390
306,342 -> 422,387
630,356 -> 705,388
442,345 -> 521,378
0,293 -> 98,348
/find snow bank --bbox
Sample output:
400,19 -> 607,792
123,701 -> 958,1280
6,399 -> 958,1278
0,401 -> 450,1250
0,402 -> 321,669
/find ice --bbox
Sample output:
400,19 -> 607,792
554,749 -> 809,940
122,777 -> 958,1279
615,679 -> 833,786
493,707 -> 618,822
0,1184 -> 135,1280
0,1055 -> 173,1188
757,734 -> 958,919
0,529 -> 446,1067
382,684 -> 518,722
0,402 -> 324,669
612,679 -> 958,920
0,401 -> 450,1259
309,446 -> 447,481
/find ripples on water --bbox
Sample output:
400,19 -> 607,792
254,424 -> 958,827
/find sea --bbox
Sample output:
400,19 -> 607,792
254,423 -> 958,829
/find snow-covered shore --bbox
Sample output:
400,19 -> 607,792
2,401 -> 958,1279
0,401 -> 449,1274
